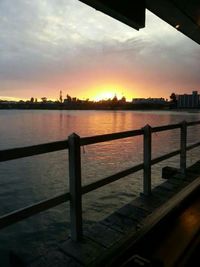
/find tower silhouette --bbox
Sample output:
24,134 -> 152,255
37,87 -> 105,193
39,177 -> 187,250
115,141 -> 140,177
59,90 -> 63,103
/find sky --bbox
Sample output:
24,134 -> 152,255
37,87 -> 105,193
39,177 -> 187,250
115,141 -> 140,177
0,0 -> 200,101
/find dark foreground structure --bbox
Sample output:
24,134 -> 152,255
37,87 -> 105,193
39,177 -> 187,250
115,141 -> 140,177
26,162 -> 200,267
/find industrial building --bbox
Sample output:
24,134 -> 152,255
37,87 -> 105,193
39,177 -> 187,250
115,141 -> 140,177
177,91 -> 200,108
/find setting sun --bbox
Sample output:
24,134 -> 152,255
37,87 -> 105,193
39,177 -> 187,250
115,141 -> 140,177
88,83 -> 128,101
94,91 -> 117,101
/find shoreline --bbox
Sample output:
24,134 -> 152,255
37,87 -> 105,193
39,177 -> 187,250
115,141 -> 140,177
0,106 -> 200,113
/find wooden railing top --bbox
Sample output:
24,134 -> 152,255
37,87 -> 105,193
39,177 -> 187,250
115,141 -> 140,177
81,129 -> 143,146
1,120 -> 200,162
0,140 -> 68,162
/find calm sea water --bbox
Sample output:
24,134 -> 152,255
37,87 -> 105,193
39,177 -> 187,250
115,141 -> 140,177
0,109 -> 200,263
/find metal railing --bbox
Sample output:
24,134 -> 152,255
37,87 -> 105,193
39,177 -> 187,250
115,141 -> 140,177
0,120 -> 200,241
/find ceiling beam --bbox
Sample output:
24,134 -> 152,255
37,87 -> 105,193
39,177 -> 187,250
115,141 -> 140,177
79,0 -> 146,30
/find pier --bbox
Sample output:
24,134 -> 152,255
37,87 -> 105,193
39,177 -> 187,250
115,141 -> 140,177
0,120 -> 200,266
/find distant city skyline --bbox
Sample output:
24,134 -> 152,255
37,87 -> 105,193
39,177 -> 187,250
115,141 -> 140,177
1,89 -> 199,103
0,89 -> 170,102
0,0 -> 200,101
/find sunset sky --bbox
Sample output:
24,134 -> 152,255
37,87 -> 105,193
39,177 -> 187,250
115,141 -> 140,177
0,0 -> 200,101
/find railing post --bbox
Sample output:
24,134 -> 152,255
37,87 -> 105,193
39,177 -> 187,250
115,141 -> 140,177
68,133 -> 82,241
180,121 -> 187,176
143,124 -> 152,196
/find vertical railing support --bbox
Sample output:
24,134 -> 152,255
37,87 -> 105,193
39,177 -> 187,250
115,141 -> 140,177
180,121 -> 187,176
143,124 -> 152,196
68,133 -> 82,241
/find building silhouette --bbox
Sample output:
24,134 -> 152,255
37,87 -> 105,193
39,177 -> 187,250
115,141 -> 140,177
132,97 -> 166,105
177,91 -> 200,108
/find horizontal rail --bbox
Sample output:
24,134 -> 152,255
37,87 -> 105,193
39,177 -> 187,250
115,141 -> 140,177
187,120 -> 200,126
1,120 -> 200,233
1,140 -> 200,230
186,141 -> 200,151
0,164 -> 144,230
0,192 -> 70,229
151,149 -> 181,165
152,123 -> 181,133
1,120 -> 200,162
82,163 -> 144,194
80,129 -> 143,146
150,141 -> 200,166
0,140 -> 68,162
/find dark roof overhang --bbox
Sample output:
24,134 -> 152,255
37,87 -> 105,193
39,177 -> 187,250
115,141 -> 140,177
79,0 -> 200,45
79,0 -> 146,30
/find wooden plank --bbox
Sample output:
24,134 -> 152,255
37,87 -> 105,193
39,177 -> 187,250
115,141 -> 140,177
187,120 -> 200,126
167,178 -> 189,187
152,123 -> 181,133
152,186 -> 175,201
85,223 -> 123,248
0,140 -> 68,162
101,212 -> 138,234
152,120 -> 200,133
0,192 -> 70,229
159,179 -> 181,191
116,204 -> 150,223
59,237 -> 106,266
130,195 -> 165,212
80,129 -> 143,146
172,172 -> 198,182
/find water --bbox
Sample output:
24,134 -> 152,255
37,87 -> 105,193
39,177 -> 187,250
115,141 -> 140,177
0,109 -> 200,263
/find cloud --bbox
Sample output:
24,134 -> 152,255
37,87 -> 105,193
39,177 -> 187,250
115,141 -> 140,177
0,0 -> 200,99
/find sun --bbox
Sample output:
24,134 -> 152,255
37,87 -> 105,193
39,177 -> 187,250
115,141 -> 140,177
90,84 -> 125,101
94,91 -> 116,101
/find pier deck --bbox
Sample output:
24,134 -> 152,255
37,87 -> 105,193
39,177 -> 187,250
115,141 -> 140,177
28,161 -> 200,267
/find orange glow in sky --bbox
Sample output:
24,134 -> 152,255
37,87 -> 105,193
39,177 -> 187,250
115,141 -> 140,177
93,91 -> 119,101
1,1 -> 200,101
88,83 -> 128,101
